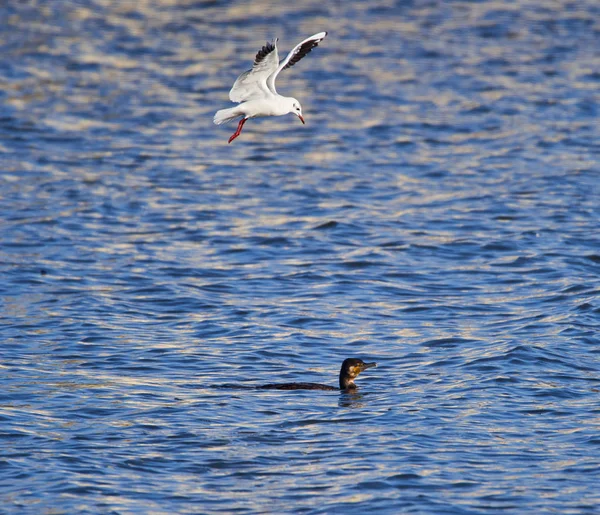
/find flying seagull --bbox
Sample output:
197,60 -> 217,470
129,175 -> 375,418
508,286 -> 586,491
214,32 -> 327,143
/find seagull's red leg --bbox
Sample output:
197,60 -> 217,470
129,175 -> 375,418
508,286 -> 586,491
228,118 -> 247,144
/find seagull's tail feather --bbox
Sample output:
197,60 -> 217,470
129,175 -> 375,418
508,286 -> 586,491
213,107 -> 242,125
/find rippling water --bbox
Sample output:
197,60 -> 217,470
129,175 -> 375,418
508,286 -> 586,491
2,1 -> 599,513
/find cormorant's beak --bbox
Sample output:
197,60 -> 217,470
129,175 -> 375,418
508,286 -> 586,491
361,362 -> 377,370
297,114 -> 305,124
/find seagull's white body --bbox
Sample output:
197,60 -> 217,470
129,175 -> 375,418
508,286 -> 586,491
214,32 -> 327,143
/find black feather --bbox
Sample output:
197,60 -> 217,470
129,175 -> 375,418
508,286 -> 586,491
254,41 -> 276,66
257,382 -> 338,391
282,39 -> 323,70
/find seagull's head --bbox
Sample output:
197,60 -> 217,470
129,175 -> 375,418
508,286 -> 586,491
287,98 -> 305,124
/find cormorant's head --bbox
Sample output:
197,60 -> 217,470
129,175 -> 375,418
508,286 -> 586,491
339,358 -> 377,390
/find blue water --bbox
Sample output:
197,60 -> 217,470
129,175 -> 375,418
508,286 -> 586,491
2,1 -> 599,513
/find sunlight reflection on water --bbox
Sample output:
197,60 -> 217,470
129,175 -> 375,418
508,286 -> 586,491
2,0 -> 600,513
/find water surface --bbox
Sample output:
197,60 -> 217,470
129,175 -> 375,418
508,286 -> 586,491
1,1 -> 599,513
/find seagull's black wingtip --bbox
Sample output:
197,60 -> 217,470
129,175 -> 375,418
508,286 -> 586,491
254,41 -> 277,66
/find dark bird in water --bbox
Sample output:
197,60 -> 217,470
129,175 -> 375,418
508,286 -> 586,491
258,358 -> 377,391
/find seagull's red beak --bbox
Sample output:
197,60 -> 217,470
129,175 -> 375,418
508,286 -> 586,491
298,114 -> 305,124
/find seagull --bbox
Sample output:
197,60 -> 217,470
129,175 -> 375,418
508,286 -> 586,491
214,32 -> 327,143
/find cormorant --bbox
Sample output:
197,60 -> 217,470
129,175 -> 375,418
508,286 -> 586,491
258,358 -> 377,391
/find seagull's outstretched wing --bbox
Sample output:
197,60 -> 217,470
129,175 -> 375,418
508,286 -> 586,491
266,32 -> 327,95
229,40 -> 280,103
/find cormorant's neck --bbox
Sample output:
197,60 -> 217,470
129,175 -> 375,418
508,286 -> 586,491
339,375 -> 356,390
